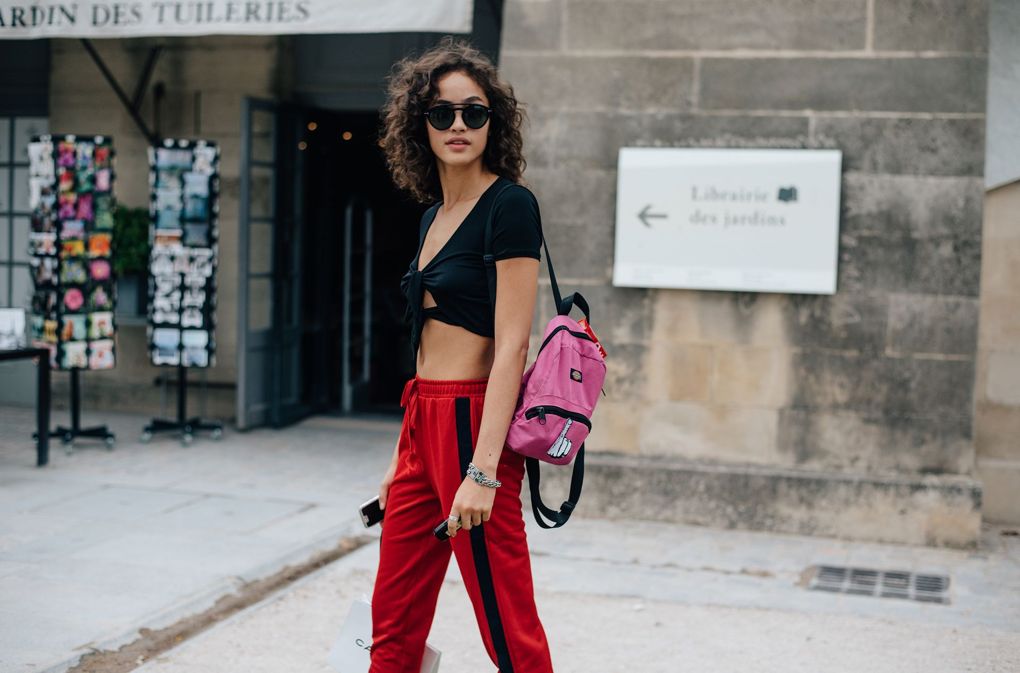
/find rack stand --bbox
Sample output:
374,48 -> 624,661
141,364 -> 223,446
34,369 -> 115,454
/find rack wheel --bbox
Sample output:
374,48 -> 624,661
61,432 -> 73,445
181,433 -> 194,447
211,428 -> 223,440
140,431 -> 152,443
105,436 -> 116,450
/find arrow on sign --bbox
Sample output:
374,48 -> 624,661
638,204 -> 667,227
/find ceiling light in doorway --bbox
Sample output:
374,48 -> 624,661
308,122 -> 318,131
342,131 -> 353,141
298,141 -> 308,151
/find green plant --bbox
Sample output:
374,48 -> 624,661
111,205 -> 150,275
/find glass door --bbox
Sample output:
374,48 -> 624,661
237,98 -> 308,429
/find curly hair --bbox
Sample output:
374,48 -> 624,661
378,36 -> 528,204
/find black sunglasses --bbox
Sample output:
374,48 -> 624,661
423,103 -> 492,131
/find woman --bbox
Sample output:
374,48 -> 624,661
370,36 -> 554,673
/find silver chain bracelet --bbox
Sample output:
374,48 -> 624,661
467,462 -> 502,488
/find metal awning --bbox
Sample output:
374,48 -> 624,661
0,0 -> 473,38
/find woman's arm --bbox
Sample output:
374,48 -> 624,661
472,255 -> 541,474
447,255 -> 540,536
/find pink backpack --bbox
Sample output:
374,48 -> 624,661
483,185 -> 607,528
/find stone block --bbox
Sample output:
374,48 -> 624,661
814,118 -> 985,177
789,349 -> 975,419
980,237 -> 1020,296
840,174 -> 984,239
543,110 -> 809,171
565,0 -> 867,51
700,57 -> 986,113
837,231 -> 981,296
645,341 -> 714,402
873,0 -> 989,52
524,165 -> 616,226
500,53 -> 694,112
782,291 -> 889,356
175,43 -> 278,92
502,0 -> 563,51
518,110 -> 559,169
587,400 -> 640,453
598,342 -> 649,401
976,458 -> 1020,525
712,344 -> 792,407
199,91 -> 245,136
529,217 -> 613,282
886,294 -> 979,356
648,289 -> 702,343
777,408 -> 973,475
975,401 -> 1020,460
52,40 -> 134,92
638,401 -> 780,465
653,291 -> 790,347
534,452 -> 983,547
986,351 -> 1020,406
979,292 -> 1020,349
984,181 -> 1020,241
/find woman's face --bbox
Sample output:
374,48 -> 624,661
425,70 -> 490,169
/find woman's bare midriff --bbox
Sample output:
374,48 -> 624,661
415,317 -> 494,380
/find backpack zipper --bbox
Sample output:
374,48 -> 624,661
525,404 -> 592,430
539,324 -> 594,353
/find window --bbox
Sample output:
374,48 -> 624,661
0,115 -> 48,309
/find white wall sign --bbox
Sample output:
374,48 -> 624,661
613,147 -> 843,294
0,0 -> 473,38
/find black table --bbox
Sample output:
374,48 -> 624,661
0,347 -> 51,466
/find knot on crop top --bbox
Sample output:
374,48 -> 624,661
400,176 -> 542,359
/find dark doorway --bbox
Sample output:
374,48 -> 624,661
295,107 -> 421,416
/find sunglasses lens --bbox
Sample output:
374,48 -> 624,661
428,106 -> 455,130
463,105 -> 489,129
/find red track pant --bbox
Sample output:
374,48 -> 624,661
370,375 -> 554,673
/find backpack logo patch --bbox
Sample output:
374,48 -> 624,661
570,368 -> 582,382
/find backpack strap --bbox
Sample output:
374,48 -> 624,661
525,446 -> 585,528
483,182 -> 586,529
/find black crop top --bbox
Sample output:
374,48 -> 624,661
400,176 -> 542,358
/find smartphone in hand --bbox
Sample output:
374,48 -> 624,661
433,518 -> 452,541
359,495 -> 384,528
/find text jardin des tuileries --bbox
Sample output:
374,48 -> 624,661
0,2 -> 312,28
688,185 -> 788,229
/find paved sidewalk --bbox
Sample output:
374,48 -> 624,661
2,403 -> 1019,673
0,404 -> 397,673
133,517 -> 1020,673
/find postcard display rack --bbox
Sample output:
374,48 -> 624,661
26,134 -> 117,451
143,140 -> 223,445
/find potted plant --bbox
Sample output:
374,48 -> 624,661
111,206 -> 150,317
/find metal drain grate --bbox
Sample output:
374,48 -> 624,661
806,564 -> 950,604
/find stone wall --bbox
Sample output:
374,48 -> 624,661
976,180 -> 1020,523
48,36 -> 282,418
501,0 -> 989,546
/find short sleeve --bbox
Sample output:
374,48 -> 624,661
491,185 -> 542,262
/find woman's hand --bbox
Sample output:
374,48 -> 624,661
447,478 -> 497,538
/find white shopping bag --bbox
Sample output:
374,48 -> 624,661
328,598 -> 441,673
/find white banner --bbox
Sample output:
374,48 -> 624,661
613,147 -> 843,295
0,1 -> 473,38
